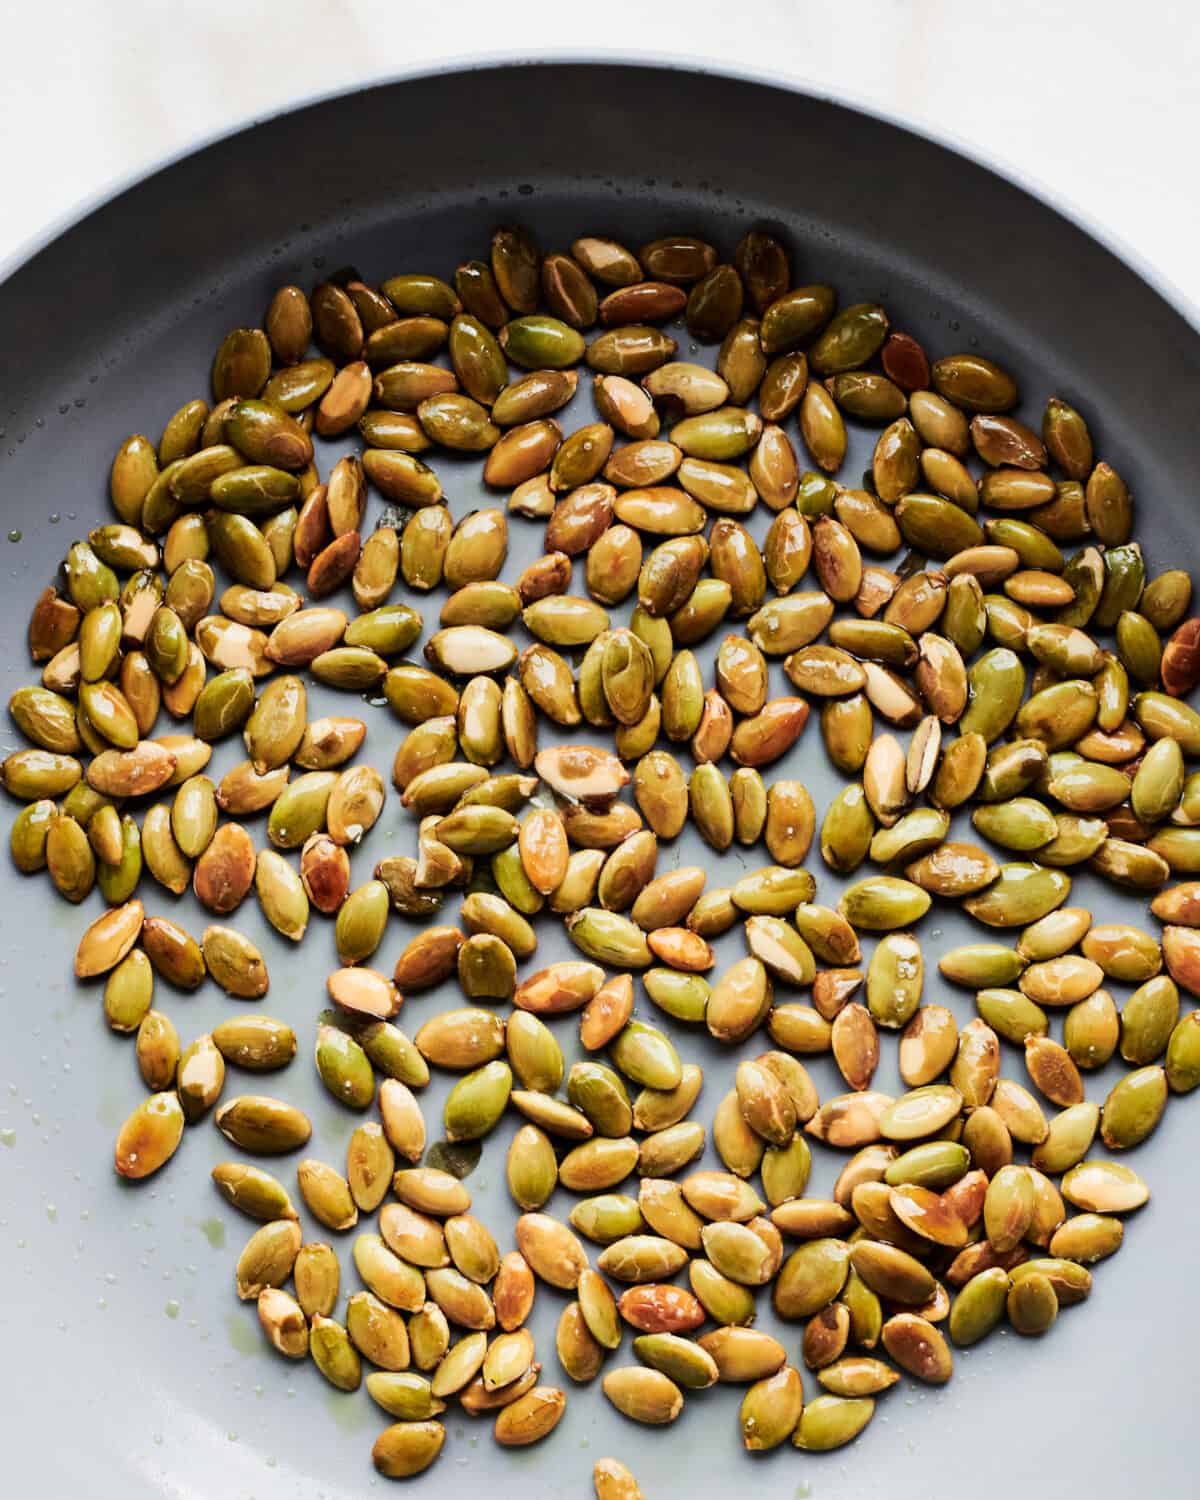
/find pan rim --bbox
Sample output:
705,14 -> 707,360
0,49 -> 1197,339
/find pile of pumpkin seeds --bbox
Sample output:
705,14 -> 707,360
8,222 -> 1200,1486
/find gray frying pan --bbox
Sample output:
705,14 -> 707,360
1,59 -> 1197,1500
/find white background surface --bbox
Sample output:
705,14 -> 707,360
2,0 -> 1199,312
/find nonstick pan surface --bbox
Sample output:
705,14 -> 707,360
1,59 -> 1198,1500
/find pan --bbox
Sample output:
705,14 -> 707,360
0,58 -> 1197,1499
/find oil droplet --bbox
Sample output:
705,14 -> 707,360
7,530 -> 21,543
423,1140 -> 482,1179
0,1129 -> 14,1148
165,1299 -> 181,1319
324,1388 -> 371,1433
198,1216 -> 225,1249
226,1311 -> 260,1355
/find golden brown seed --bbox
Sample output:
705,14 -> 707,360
574,973 -> 632,1052
194,823 -> 255,914
519,807 -> 570,894
494,1251 -> 536,1331
1025,1035 -> 1085,1106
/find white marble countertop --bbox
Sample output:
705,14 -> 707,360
3,0 -> 1198,315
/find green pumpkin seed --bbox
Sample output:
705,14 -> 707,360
1061,1160 -> 1148,1212
773,1239 -> 851,1318
793,1394 -> 875,1451
863,933 -> 924,1029
1100,1066 -> 1167,1149
839,877 -> 931,931
444,1060 -> 512,1142
948,1267 -> 1010,1347
610,1021 -> 683,1090
963,863 -> 1070,927
739,1366 -> 804,1449
217,1095 -> 311,1155
1032,1102 -> 1100,1174
760,286 -> 835,355
313,1025 -> 375,1111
